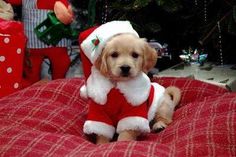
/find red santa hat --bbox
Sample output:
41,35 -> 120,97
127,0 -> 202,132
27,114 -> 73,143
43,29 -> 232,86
80,21 -> 139,64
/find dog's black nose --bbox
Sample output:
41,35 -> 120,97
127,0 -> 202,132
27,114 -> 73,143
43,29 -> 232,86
120,65 -> 131,76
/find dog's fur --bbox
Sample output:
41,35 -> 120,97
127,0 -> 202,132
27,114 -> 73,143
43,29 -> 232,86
94,34 -> 181,144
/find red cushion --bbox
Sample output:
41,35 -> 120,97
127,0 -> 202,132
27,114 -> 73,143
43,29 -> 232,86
152,77 -> 229,107
0,77 -> 235,156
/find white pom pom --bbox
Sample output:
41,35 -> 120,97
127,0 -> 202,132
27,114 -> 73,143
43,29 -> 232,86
80,85 -> 88,99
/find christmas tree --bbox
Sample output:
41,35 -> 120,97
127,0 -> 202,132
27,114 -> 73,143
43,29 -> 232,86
107,0 -> 236,65
70,0 -> 236,65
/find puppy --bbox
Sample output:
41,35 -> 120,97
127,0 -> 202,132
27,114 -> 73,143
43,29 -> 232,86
93,34 -> 181,143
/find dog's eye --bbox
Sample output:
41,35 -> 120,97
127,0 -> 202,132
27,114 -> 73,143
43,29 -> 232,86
111,52 -> 119,58
132,52 -> 139,58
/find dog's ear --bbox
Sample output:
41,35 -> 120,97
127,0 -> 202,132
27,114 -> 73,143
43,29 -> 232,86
94,51 -> 109,76
142,40 -> 158,73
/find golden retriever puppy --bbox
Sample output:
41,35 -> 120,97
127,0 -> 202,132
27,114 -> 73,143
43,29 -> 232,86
94,34 -> 181,143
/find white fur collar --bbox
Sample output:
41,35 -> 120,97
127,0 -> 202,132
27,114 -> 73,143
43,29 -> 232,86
86,66 -> 151,106
87,67 -> 114,105
116,73 -> 151,106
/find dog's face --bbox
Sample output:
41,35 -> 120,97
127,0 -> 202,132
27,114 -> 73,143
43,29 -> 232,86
95,34 -> 157,81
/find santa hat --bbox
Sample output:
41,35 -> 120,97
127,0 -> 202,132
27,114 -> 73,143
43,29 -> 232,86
80,21 -> 139,64
79,21 -> 139,99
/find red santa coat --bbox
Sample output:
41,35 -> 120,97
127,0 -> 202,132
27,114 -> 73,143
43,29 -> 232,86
83,67 -> 166,139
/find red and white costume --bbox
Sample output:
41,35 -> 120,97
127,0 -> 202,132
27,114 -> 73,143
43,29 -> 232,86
79,21 -> 166,139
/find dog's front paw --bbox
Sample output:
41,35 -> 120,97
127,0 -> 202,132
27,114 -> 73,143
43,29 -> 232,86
152,121 -> 167,133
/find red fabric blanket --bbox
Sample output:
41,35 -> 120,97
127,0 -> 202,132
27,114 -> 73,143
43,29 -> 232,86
0,77 -> 235,156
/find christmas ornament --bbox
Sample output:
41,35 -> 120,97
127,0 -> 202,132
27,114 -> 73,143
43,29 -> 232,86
179,47 -> 208,66
148,40 -> 171,59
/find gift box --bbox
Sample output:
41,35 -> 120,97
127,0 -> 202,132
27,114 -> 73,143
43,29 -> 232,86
34,12 -> 75,46
0,19 -> 26,98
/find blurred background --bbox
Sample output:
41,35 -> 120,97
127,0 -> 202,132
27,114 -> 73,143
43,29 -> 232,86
12,0 -> 236,71
68,0 -> 236,70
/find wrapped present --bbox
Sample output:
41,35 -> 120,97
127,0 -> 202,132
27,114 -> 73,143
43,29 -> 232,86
0,19 -> 26,98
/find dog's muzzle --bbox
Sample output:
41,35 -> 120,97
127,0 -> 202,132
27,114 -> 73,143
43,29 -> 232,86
120,65 -> 131,77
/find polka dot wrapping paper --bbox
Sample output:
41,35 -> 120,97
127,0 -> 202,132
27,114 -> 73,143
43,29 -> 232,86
0,20 -> 26,98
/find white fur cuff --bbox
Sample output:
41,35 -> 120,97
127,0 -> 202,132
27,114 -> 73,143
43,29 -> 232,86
147,83 -> 165,121
80,84 -> 88,99
116,116 -> 150,134
83,120 -> 115,139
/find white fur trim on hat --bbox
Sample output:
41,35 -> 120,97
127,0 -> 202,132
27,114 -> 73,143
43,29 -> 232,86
147,83 -> 166,121
81,21 -> 139,63
83,120 -> 115,139
116,116 -> 150,134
